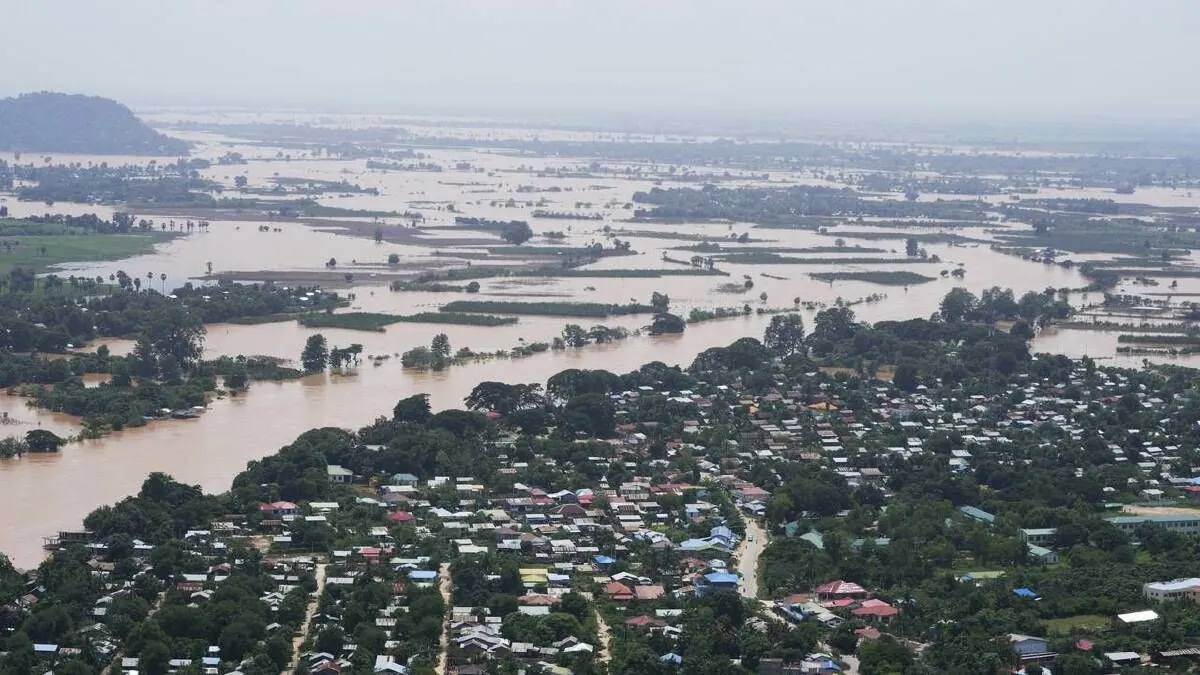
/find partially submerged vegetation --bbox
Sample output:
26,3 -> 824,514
440,300 -> 656,318
810,271 -> 938,285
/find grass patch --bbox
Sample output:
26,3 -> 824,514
482,246 -> 634,257
412,266 -> 724,283
297,312 -> 406,331
1046,615 -> 1110,635
440,300 -> 656,318
0,232 -> 175,276
225,313 -> 299,326
810,271 -> 936,286
673,244 -> 887,254
393,312 -> 517,327
718,253 -> 935,265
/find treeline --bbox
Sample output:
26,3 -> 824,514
440,300 -> 656,318
632,185 -> 987,224
0,273 -> 343,352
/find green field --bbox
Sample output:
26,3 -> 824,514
297,311 -> 519,331
0,232 -> 175,276
297,312 -> 406,331
810,271 -> 937,285
1045,614 -> 1109,635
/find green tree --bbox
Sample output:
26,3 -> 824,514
25,428 -> 64,452
650,291 -> 670,311
649,312 -> 685,335
142,304 -> 206,369
431,333 -> 451,367
562,324 -> 589,348
905,237 -> 920,256
393,394 -> 431,423
940,287 -> 977,323
140,640 -> 171,675
301,334 -> 329,373
764,313 -> 806,356
858,635 -> 914,675
500,221 -> 533,245
893,362 -> 919,392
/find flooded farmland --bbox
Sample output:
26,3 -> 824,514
2,114 -> 1198,567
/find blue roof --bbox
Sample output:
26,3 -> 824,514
408,570 -> 438,580
704,572 -> 739,584
1013,587 -> 1038,598
711,525 -> 734,539
660,652 -> 683,664
593,555 -> 616,565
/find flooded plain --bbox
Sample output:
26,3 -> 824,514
0,115 -> 1190,567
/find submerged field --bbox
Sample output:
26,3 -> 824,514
0,231 -> 175,276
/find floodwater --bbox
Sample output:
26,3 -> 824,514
0,115 -> 1178,568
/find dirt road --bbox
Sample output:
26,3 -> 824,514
596,607 -> 613,665
284,561 -> 327,675
738,518 -> 859,675
737,517 -> 767,599
435,562 -> 452,675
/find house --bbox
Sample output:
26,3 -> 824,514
1018,528 -> 1057,547
1118,609 -> 1160,625
634,585 -> 665,601
1026,544 -> 1059,565
259,501 -> 299,516
1107,514 -> 1200,538
1009,634 -> 1053,661
326,465 -> 353,483
696,572 -> 739,597
959,505 -> 996,526
374,655 -> 409,674
1104,651 -> 1142,666
1144,578 -> 1200,603
604,581 -> 635,601
850,599 -> 898,621
813,580 -> 867,601
408,570 -> 438,586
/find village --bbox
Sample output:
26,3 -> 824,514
9,314 -> 1200,675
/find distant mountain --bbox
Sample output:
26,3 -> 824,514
0,92 -> 188,156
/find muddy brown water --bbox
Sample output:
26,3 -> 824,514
1,118 -> 1188,568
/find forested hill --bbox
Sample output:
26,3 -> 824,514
0,92 -> 188,155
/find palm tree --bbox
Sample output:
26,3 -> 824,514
160,273 -> 167,294
206,261 -> 213,275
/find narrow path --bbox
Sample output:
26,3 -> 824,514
285,561 -> 327,675
103,591 -> 165,675
738,518 -> 860,675
737,517 -> 767,600
595,607 -> 612,665
435,561 -> 452,675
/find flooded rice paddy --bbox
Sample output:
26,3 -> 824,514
1,115 -> 1198,567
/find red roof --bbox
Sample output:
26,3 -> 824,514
814,580 -> 867,596
1075,639 -> 1094,651
851,599 -> 899,618
855,627 -> 882,640
634,585 -> 665,600
604,582 -> 634,598
625,615 -> 666,627
518,594 -> 560,606
388,511 -> 415,523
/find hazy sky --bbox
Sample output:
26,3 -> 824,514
2,0 -> 1198,121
